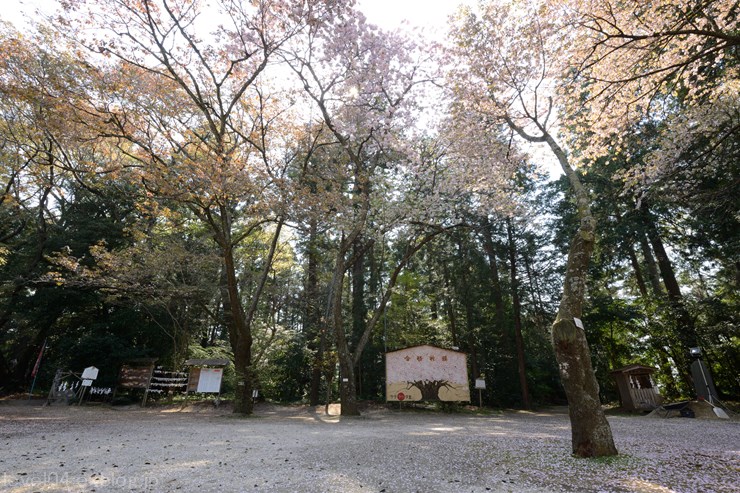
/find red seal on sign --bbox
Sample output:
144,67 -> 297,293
397,392 -> 405,401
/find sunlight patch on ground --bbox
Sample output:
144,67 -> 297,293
620,478 -> 678,492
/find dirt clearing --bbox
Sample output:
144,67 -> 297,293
1,401 -> 737,492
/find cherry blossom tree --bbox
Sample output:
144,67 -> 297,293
553,0 -> 738,390
555,0 -> 739,192
448,1 -> 618,457
53,0 -> 340,413
281,15 -> 432,414
281,8 -> 502,415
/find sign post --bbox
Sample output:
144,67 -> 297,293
78,366 -> 99,405
475,378 -> 486,408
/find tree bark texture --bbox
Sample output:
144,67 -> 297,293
304,218 -> 324,406
221,243 -> 254,415
552,226 -> 617,457
541,132 -> 618,457
507,219 -> 531,410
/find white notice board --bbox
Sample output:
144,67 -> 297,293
196,368 -> 223,393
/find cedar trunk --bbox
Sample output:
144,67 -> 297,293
507,220 -> 531,410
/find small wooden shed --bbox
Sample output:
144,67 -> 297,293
610,364 -> 663,411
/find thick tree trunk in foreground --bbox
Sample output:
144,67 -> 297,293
552,218 -> 617,457
508,122 -> 617,457
507,116 -> 616,456
549,141 -> 617,457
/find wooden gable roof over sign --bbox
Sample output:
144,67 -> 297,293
385,344 -> 465,356
610,364 -> 656,375
184,358 -> 230,367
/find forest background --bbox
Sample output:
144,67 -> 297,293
0,0 -> 737,436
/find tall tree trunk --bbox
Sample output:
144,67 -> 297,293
442,263 -> 460,348
551,149 -> 617,456
351,238 -> 367,345
222,243 -> 254,414
507,117 -> 617,457
627,244 -> 649,298
641,208 -> 698,344
457,237 -> 480,379
614,206 -> 650,298
640,205 -> 697,392
305,219 -> 323,407
639,234 -> 664,296
328,244 -> 361,416
219,216 -> 284,415
507,219 -> 531,410
480,218 -> 507,342
350,238 -> 367,399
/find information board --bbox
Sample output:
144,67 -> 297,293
196,368 -> 223,393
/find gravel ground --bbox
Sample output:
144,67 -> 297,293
1,401 -> 738,493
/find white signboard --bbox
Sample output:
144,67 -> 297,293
82,366 -> 99,380
81,379 -> 93,387
475,379 -> 486,390
196,368 -> 223,393
386,345 -> 470,402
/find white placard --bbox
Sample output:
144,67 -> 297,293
573,318 -> 584,330
196,368 -> 223,393
81,379 -> 93,387
82,366 -> 99,380
475,379 -> 486,390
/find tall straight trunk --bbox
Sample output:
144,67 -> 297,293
507,219 -> 531,410
350,238 -> 367,400
642,209 -> 697,344
328,244 -> 361,416
442,263 -> 460,348
457,237 -> 480,378
639,234 -> 664,296
640,206 -> 697,391
522,247 -> 547,327
351,238 -> 367,343
627,244 -> 649,298
305,219 -> 323,406
480,218 -> 507,341
507,118 -> 617,457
